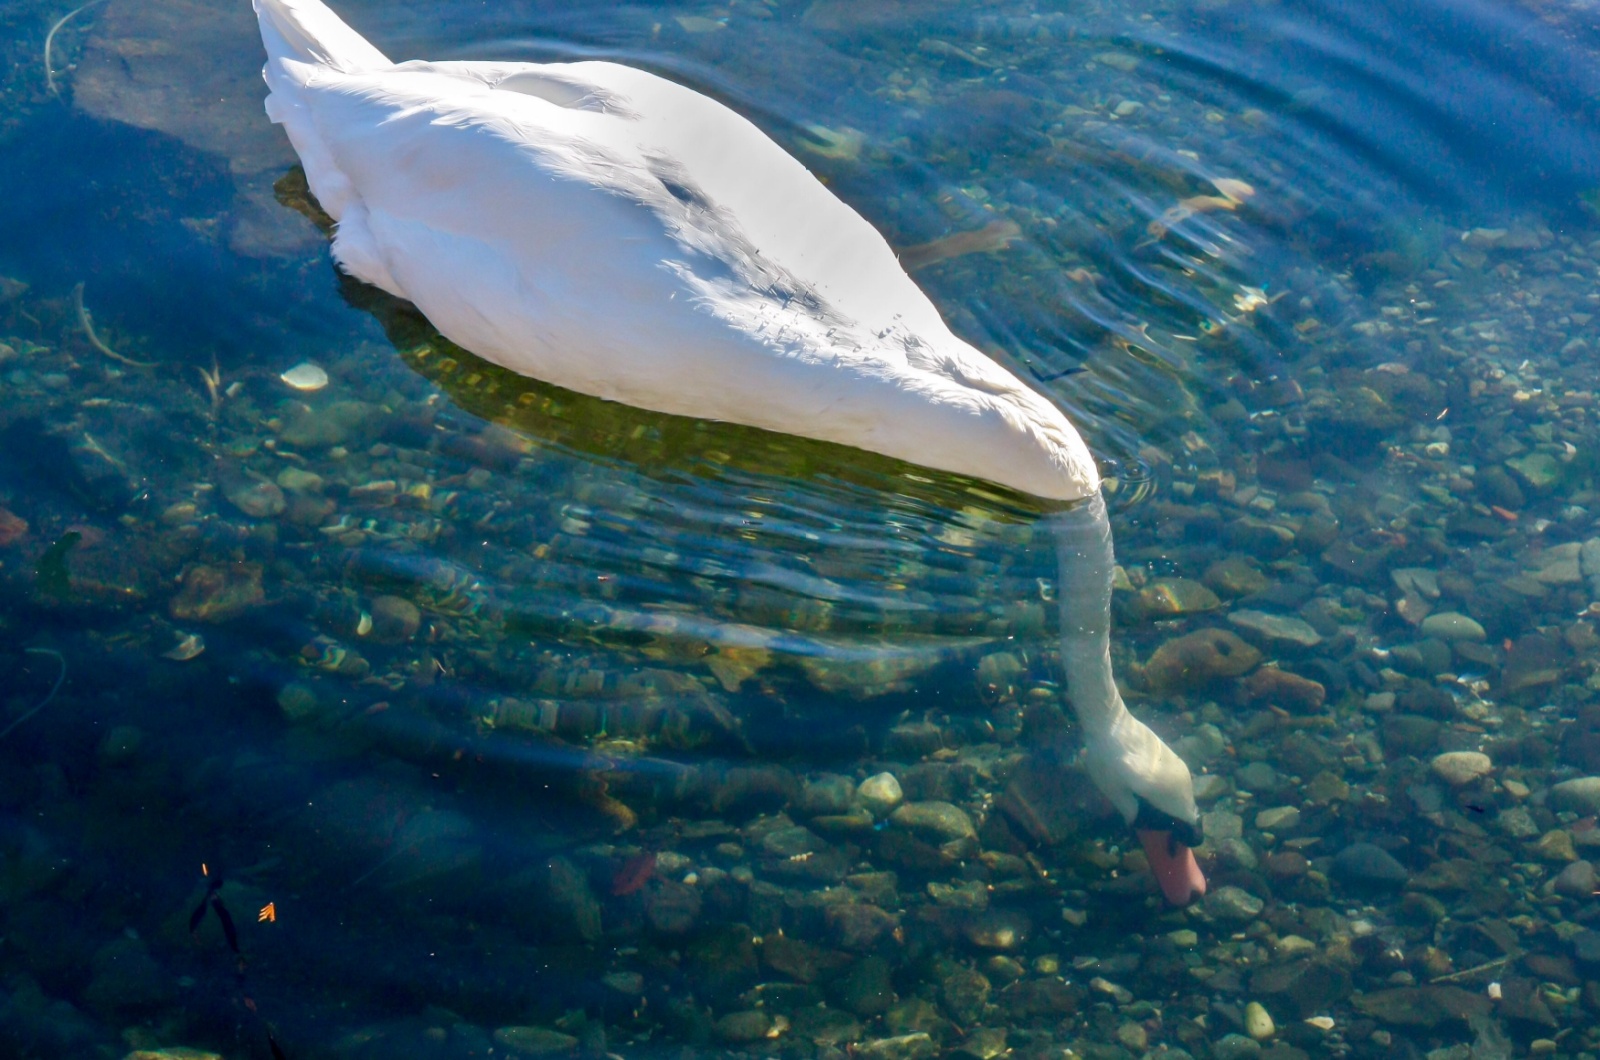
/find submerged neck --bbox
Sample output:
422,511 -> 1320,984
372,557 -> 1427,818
1048,490 -> 1128,740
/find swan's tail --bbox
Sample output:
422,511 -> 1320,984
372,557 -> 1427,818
254,0 -> 391,226
253,0 -> 390,74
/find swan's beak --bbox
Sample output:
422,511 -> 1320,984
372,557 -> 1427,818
1137,828 -> 1207,906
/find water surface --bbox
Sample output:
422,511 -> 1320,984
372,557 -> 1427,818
3,0 -> 1600,1057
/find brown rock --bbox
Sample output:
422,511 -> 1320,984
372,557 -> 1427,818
1351,985 -> 1491,1029
1127,578 -> 1222,620
1501,632 -> 1571,695
1263,851 -> 1310,879
169,563 -> 265,622
1241,666 -> 1327,713
827,902 -> 899,951
996,751 -> 1097,845
0,507 -> 27,547
1143,629 -> 1262,693
1250,959 -> 1352,1019
368,595 -> 422,643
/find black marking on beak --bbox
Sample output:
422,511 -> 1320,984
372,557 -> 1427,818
1133,797 -> 1202,849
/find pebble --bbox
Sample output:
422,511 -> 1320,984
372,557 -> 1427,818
1418,611 -> 1486,642
280,361 -> 330,390
1330,842 -> 1409,889
1228,609 -> 1323,648
1551,859 -> 1597,899
858,772 -> 904,817
1211,1032 -> 1262,1060
962,910 -> 1030,951
224,478 -> 286,519
857,1032 -> 937,1060
889,801 -> 976,842
1203,884 -> 1264,922
1550,776 -> 1600,816
1536,829 -> 1577,862
1143,628 -> 1262,692
1254,806 -> 1300,832
1244,1000 -> 1275,1040
1429,750 -> 1492,786
493,1026 -> 579,1056
368,595 -> 423,643
714,1010 -> 772,1043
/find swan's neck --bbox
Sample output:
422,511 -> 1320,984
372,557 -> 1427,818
1048,490 -> 1128,741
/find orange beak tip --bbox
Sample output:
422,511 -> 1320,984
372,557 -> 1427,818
1137,828 -> 1207,906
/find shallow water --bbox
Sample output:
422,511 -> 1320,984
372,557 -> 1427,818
3,0 -> 1600,1057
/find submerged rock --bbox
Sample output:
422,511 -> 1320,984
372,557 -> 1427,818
1248,959 -> 1352,1019
1330,843 -> 1409,890
1240,666 -> 1326,713
1352,985 -> 1490,1028
493,1026 -> 579,1056
1550,777 -> 1600,816
1128,577 -> 1221,619
169,562 -> 265,622
1430,751 -> 1492,786
1418,611 -> 1486,642
1228,610 -> 1323,649
1143,629 -> 1262,692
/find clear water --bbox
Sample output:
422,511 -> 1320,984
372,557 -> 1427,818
2,0 -> 1600,1057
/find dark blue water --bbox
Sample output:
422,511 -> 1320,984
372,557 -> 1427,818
3,0 -> 1600,1057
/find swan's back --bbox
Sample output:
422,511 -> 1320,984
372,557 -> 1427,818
254,0 -> 1100,502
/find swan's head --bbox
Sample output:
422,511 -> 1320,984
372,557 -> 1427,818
1084,708 -> 1206,906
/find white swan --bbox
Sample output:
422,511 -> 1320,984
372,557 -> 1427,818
254,0 -> 1206,904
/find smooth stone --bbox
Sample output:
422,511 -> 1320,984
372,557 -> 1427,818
884,721 -> 944,759
493,1026 -> 579,1056
1235,761 -> 1281,794
1211,1032 -> 1262,1060
1255,806 -> 1300,832
858,772 -> 904,817
857,1033 -> 937,1060
1531,542 -> 1584,586
963,910 -> 1031,951
798,773 -> 857,817
937,965 -> 992,1024
827,903 -> 899,951
1496,806 -> 1540,839
1240,666 -> 1326,713
1131,577 -> 1221,618
368,595 -> 422,642
224,478 -> 286,518
889,801 -> 975,842
1537,829 -> 1577,862
1430,751 -> 1492,786
1550,777 -> 1600,816
1552,860 -> 1597,899
1205,557 -> 1271,597
1193,773 -> 1231,802
1574,930 -> 1600,966
1228,609 -> 1322,648
1244,1000 -> 1276,1040
714,1010 -> 773,1043
1419,612 -> 1486,642
1203,885 -> 1264,923
1330,843 -> 1409,890
834,955 -> 896,1016
275,466 -> 324,492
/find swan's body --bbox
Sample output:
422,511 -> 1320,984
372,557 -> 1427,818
255,0 -> 1204,904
